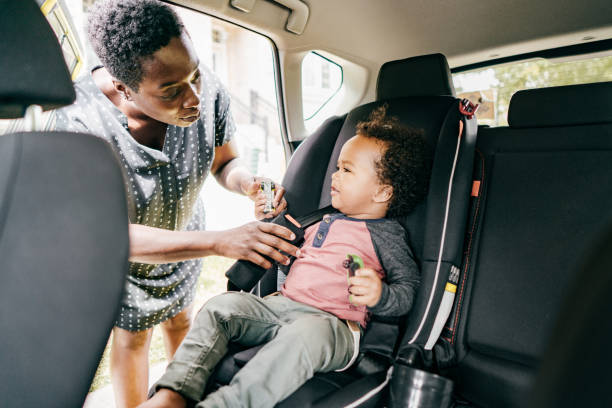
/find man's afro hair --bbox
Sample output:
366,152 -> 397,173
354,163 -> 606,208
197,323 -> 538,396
87,0 -> 184,90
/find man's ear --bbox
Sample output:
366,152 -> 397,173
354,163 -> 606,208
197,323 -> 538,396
373,184 -> 393,204
113,80 -> 132,101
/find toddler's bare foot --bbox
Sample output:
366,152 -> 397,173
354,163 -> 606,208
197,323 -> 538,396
136,388 -> 187,408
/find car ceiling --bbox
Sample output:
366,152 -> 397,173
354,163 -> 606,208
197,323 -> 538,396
172,0 -> 612,69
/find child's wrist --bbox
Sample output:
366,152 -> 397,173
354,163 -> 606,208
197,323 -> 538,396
367,284 -> 388,311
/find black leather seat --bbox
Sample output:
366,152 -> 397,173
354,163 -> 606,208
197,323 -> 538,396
213,53 -> 478,407
0,2 -> 129,407
439,81 -> 612,407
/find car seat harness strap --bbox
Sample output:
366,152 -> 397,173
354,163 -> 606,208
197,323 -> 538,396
343,366 -> 394,408
407,104 -> 466,345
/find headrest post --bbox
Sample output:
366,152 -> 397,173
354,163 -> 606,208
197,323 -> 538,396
24,105 -> 43,132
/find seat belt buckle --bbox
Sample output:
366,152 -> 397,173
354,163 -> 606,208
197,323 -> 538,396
459,98 -> 479,119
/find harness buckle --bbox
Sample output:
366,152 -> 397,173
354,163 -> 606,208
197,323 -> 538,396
459,98 -> 479,119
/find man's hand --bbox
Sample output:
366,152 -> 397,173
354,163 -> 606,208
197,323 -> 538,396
242,176 -> 288,220
214,220 -> 299,269
348,268 -> 383,307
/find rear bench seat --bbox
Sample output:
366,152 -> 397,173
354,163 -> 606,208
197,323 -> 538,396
438,81 -> 612,407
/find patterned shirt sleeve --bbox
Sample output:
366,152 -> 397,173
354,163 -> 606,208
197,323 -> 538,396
54,101 -> 90,134
366,219 -> 420,317
53,82 -> 111,144
214,83 -> 236,146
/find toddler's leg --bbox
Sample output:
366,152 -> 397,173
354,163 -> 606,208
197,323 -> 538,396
147,292 -> 283,405
198,312 -> 355,408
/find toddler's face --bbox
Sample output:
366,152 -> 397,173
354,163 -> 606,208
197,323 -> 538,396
331,135 -> 387,219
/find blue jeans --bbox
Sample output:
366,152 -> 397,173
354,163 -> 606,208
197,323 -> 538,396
155,292 -> 355,408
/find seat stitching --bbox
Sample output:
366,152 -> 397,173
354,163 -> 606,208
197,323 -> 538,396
451,148 -> 485,344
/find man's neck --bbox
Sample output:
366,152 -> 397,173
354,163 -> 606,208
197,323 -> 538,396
92,67 -> 167,151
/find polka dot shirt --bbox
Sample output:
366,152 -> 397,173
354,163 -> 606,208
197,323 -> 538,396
54,66 -> 235,331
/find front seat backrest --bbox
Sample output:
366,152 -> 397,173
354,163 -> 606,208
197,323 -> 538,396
0,2 -> 129,407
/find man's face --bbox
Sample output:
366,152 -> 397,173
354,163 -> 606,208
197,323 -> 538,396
127,33 -> 202,127
331,135 -> 389,218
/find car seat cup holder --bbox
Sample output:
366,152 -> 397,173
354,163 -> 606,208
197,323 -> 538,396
389,363 -> 454,408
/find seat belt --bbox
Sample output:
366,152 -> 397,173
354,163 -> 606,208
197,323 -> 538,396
293,204 -> 338,228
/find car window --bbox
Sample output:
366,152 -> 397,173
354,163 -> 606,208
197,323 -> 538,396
171,6 -> 286,230
452,55 -> 612,126
302,52 -> 343,132
43,0 -> 83,78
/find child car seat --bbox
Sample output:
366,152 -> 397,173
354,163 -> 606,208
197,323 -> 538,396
211,53 -> 478,407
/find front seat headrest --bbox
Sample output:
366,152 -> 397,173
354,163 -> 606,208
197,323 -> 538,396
0,0 -> 75,119
376,53 -> 456,100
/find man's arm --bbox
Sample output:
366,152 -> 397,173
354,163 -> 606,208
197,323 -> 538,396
210,140 -> 252,195
211,140 -> 288,219
129,221 -> 300,269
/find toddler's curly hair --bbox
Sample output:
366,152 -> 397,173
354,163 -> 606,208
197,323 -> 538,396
356,105 -> 431,218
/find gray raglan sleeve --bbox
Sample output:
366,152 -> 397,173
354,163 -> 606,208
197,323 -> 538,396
366,220 -> 420,317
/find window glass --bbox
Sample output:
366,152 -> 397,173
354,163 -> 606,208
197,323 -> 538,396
302,52 -> 343,122
452,55 -> 612,126
43,0 -> 83,79
46,9 -> 65,38
60,34 -> 79,72
173,7 -> 285,230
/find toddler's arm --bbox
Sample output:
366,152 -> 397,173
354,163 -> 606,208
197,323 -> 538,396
348,268 -> 383,307
365,220 -> 420,317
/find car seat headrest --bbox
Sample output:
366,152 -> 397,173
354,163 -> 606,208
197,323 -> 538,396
508,81 -> 612,128
376,53 -> 456,100
0,0 -> 75,119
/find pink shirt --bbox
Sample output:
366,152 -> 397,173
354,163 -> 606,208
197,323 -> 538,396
281,215 -> 383,327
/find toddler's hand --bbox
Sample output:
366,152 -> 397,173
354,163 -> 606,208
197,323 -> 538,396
348,268 -> 383,307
